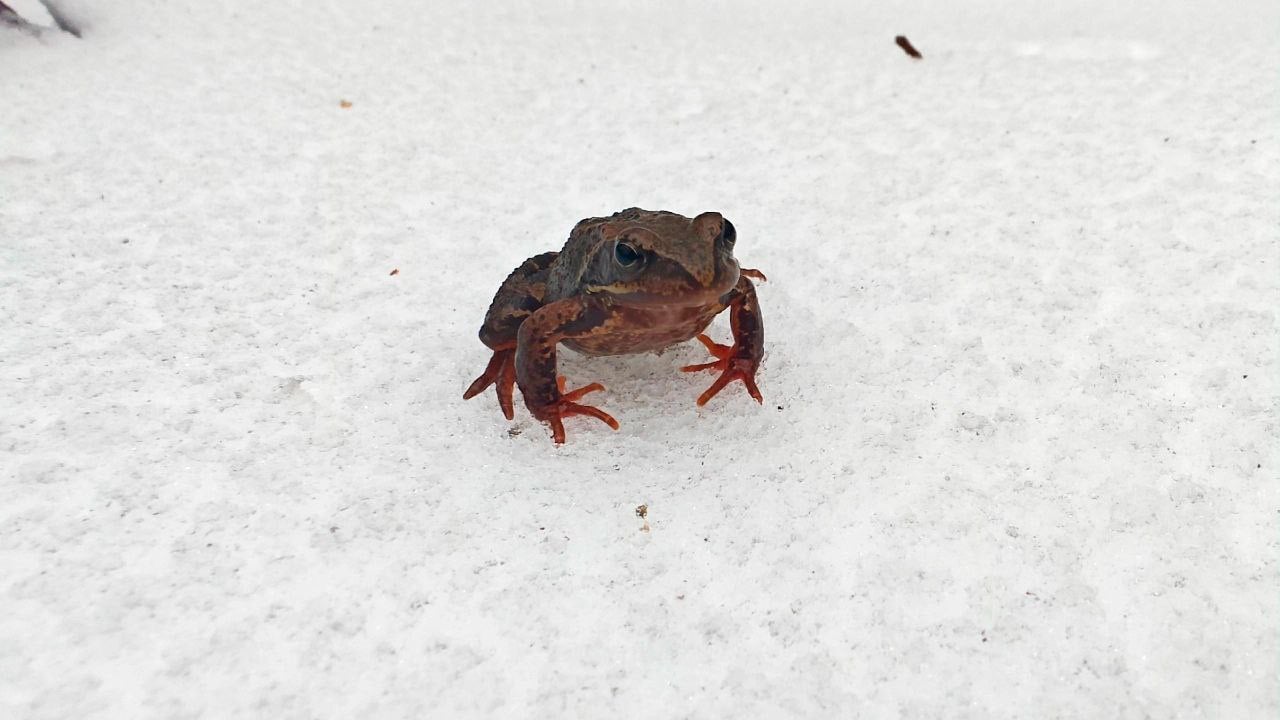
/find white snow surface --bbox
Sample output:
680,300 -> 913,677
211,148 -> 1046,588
2,1 -> 1278,717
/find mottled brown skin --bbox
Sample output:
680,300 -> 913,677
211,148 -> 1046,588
463,208 -> 765,444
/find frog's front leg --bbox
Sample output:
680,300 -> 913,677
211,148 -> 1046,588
516,297 -> 621,444
682,275 -> 765,406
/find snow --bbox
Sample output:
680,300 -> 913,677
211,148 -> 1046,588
2,0 -> 1277,717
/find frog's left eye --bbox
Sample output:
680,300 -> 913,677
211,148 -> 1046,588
614,241 -> 643,268
721,220 -> 737,247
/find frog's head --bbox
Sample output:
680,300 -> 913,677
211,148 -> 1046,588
582,210 -> 741,307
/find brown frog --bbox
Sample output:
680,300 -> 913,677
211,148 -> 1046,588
463,208 -> 766,444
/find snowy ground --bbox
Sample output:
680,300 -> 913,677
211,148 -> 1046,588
2,1 -> 1277,717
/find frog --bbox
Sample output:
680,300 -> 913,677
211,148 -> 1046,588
462,208 -> 766,444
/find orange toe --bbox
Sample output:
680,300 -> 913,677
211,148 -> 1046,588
463,348 -> 517,420
682,337 -> 762,407
696,360 -> 763,406
545,376 -> 618,444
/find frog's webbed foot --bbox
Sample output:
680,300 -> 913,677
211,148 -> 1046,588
536,376 -> 619,444
740,268 -> 768,282
683,274 -> 765,407
462,347 -> 517,420
681,334 -> 763,406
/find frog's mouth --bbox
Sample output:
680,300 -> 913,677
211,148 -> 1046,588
598,263 -> 741,308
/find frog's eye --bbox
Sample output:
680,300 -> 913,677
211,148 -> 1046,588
614,241 -> 643,268
721,220 -> 737,247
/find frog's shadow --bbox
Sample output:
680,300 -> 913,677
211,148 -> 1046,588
555,340 -> 712,408
556,337 -> 774,439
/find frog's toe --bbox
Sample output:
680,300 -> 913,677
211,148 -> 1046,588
681,336 -> 763,406
548,402 -> 620,444
495,358 -> 516,419
696,358 -> 763,406
680,334 -> 732,372
540,377 -> 619,444
463,347 -> 517,420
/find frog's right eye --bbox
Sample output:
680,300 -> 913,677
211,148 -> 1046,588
721,219 -> 737,247
614,241 -> 642,268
